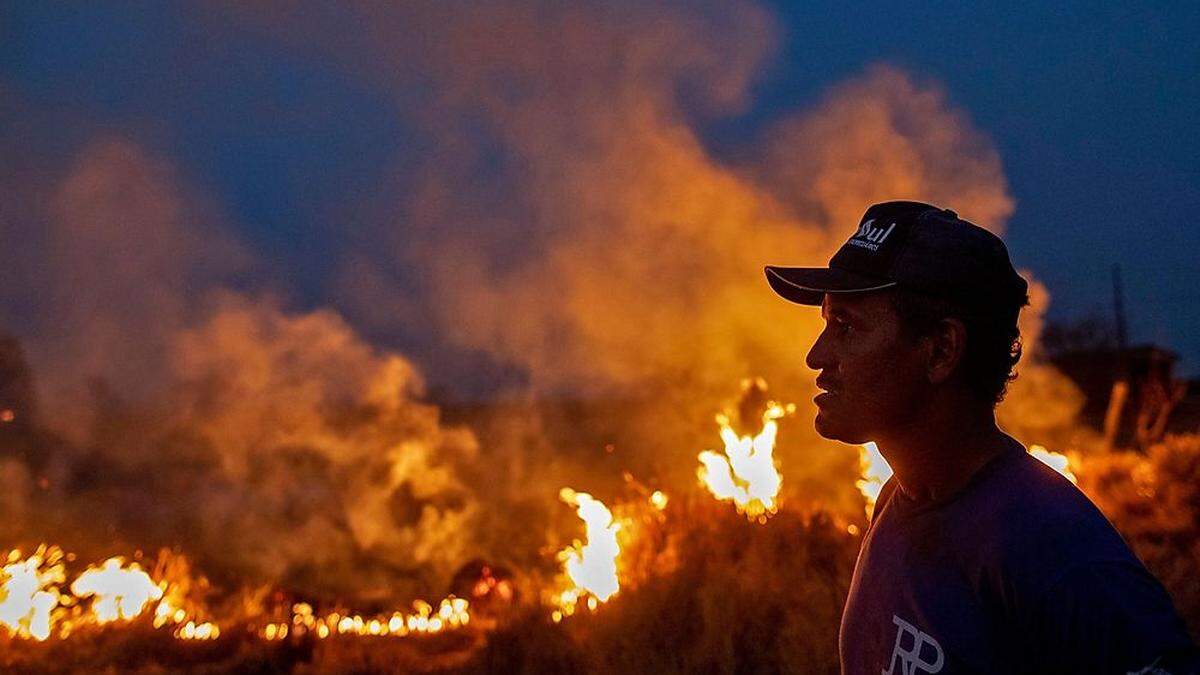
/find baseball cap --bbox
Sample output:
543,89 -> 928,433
765,201 -> 1028,319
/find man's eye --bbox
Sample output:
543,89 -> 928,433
835,319 -> 854,335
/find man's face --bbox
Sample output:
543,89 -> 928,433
805,292 -> 930,444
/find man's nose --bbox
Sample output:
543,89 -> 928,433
806,327 -> 833,372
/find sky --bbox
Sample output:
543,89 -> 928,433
2,1 -> 1198,382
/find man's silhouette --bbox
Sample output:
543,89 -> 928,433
767,201 -> 1198,674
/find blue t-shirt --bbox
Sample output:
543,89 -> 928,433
840,446 -> 1198,675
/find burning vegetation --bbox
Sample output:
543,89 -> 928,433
3,353 -> 1194,674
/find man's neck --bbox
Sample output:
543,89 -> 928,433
874,397 -> 1017,504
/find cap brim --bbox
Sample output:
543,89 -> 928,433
764,266 -> 897,306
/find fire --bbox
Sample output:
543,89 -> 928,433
856,442 -> 892,519
855,443 -> 1079,516
0,545 -> 472,644
0,547 -> 219,641
70,557 -> 163,624
1029,445 -> 1077,484
552,488 -> 621,621
697,401 -> 793,520
0,546 -> 65,641
260,597 -> 469,641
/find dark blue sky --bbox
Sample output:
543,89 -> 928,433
3,2 -> 1198,374
744,1 -> 1200,373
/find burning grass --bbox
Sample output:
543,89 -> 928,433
1,434 -> 1198,673
0,365 -> 1196,673
470,496 -> 859,674
0,497 -> 860,674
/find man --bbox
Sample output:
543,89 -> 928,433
765,201 -> 1198,674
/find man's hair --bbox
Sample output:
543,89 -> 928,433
891,288 -> 1029,406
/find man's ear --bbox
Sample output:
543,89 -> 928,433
925,317 -> 967,385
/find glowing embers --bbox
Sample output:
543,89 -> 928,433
260,597 -> 469,641
552,488 -> 620,622
1029,445 -> 1077,484
697,399 -> 793,521
649,490 -> 669,511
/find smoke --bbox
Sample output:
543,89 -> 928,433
0,135 -> 485,597
998,275 -> 1089,447
153,292 -> 481,596
234,5 -> 1014,414
306,4 -> 1024,501
757,65 -> 1014,236
0,0 -> 1092,601
3,137 -> 249,441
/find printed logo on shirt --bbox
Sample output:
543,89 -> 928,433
882,614 -> 944,675
1126,658 -> 1172,675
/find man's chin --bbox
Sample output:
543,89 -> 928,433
814,411 -> 869,445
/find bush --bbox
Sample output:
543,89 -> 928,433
1080,434 -> 1200,638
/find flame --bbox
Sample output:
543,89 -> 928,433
0,545 -> 468,643
1029,445 -> 1077,484
856,442 -> 1079,516
0,546 -> 65,641
856,442 -> 893,519
697,402 -> 792,520
70,557 -> 164,624
552,488 -> 621,621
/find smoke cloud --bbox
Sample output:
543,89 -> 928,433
0,136 -> 485,597
0,0 -> 1087,600
3,137 -> 249,440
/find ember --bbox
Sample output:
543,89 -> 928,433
260,597 -> 469,641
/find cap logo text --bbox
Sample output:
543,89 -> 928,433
849,218 -> 896,252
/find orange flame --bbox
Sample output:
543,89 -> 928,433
697,401 -> 792,520
552,488 -> 621,621
0,546 -> 472,643
0,546 -> 65,641
856,442 -> 892,519
70,557 -> 164,624
1029,445 -> 1077,484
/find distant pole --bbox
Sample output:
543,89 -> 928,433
1112,263 -> 1128,351
1103,263 -> 1131,449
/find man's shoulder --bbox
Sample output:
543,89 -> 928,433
955,450 -> 1136,583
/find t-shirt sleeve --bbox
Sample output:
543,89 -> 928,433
1029,560 -> 1199,674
